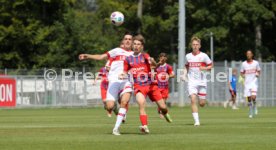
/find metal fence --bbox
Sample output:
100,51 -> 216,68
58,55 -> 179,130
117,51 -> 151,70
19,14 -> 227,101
169,61 -> 276,107
0,61 -> 275,108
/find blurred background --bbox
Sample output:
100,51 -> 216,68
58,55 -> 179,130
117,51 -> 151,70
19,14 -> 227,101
0,0 -> 275,69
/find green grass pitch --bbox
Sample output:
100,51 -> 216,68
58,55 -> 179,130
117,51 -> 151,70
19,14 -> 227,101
0,107 -> 275,150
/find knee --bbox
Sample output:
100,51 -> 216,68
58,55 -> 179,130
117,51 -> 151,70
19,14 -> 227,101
106,102 -> 114,110
120,101 -> 128,107
199,100 -> 206,107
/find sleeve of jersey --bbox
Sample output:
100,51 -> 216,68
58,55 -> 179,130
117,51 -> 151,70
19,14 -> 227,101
106,48 -> 119,59
105,58 -> 113,67
167,65 -> 173,74
205,54 -> 212,66
144,53 -> 151,64
123,59 -> 130,72
256,62 -> 261,71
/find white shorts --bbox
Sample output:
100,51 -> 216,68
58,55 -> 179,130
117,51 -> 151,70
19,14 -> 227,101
244,83 -> 258,97
106,81 -> 133,101
188,84 -> 207,99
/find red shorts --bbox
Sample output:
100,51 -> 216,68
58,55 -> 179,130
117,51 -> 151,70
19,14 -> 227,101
134,84 -> 163,102
159,88 -> 169,99
148,84 -> 163,102
101,88 -> 107,101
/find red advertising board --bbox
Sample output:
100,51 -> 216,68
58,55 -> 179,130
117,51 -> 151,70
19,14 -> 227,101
0,77 -> 16,107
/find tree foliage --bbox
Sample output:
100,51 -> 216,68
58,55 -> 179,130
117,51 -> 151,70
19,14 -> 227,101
0,0 -> 275,69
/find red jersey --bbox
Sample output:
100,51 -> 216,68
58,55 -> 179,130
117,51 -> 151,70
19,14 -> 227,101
98,67 -> 109,89
156,63 -> 173,89
124,53 -> 151,86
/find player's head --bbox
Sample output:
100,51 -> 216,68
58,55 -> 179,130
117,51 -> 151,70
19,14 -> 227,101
158,53 -> 168,64
122,31 -> 133,50
133,34 -> 145,54
246,49 -> 254,60
190,36 -> 201,52
232,68 -> 237,75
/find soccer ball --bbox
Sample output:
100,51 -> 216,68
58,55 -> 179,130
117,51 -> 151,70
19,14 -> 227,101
110,11 -> 124,26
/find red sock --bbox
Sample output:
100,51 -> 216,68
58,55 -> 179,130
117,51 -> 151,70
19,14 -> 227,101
140,115 -> 148,126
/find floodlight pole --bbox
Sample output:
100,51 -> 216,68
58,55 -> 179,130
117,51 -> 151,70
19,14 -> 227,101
210,32 -> 214,61
178,0 -> 185,107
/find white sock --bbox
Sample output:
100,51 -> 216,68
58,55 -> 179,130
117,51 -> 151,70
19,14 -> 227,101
192,112 -> 200,123
114,108 -> 127,129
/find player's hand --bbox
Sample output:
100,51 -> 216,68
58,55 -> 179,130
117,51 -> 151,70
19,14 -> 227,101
149,57 -> 155,64
92,80 -> 96,85
199,66 -> 206,71
255,72 -> 260,78
79,54 -> 88,60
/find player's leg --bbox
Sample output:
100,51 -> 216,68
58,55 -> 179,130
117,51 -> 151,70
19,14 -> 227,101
244,86 -> 253,118
251,88 -> 258,115
112,81 -> 133,135
189,84 -> 200,126
247,96 -> 253,118
157,89 -> 167,118
155,99 -> 172,123
251,95 -> 257,115
101,87 -> 112,117
136,92 -> 150,133
232,91 -> 238,109
198,86 -> 207,107
149,86 -> 172,123
224,90 -> 233,108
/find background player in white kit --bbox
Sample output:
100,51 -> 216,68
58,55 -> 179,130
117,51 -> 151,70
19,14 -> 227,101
185,37 -> 213,126
240,50 -> 261,118
79,32 -> 133,135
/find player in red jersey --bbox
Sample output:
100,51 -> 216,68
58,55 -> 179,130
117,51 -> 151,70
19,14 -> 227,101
156,53 -> 175,117
94,61 -> 112,117
123,35 -> 172,134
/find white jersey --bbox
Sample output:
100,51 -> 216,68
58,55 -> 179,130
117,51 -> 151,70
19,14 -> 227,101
106,47 -> 133,81
185,52 -> 212,86
240,60 -> 261,85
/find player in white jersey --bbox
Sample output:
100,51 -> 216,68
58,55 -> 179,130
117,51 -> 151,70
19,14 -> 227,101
240,50 -> 261,118
79,33 -> 133,135
185,37 -> 213,126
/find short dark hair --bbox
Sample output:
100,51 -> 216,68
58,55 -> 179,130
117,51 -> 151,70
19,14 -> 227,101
124,31 -> 133,37
159,53 -> 167,58
246,49 -> 254,54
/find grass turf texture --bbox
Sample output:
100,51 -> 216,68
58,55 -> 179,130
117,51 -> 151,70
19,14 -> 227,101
0,107 -> 275,150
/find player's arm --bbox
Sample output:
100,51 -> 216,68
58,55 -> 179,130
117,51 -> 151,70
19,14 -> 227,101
200,63 -> 213,71
256,62 -> 261,77
240,64 -> 245,78
256,70 -> 260,77
200,54 -> 213,71
93,75 -> 100,85
228,80 -> 233,91
168,66 -> 175,78
119,59 -> 130,79
93,69 -> 102,85
143,53 -> 157,68
79,53 -> 108,61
